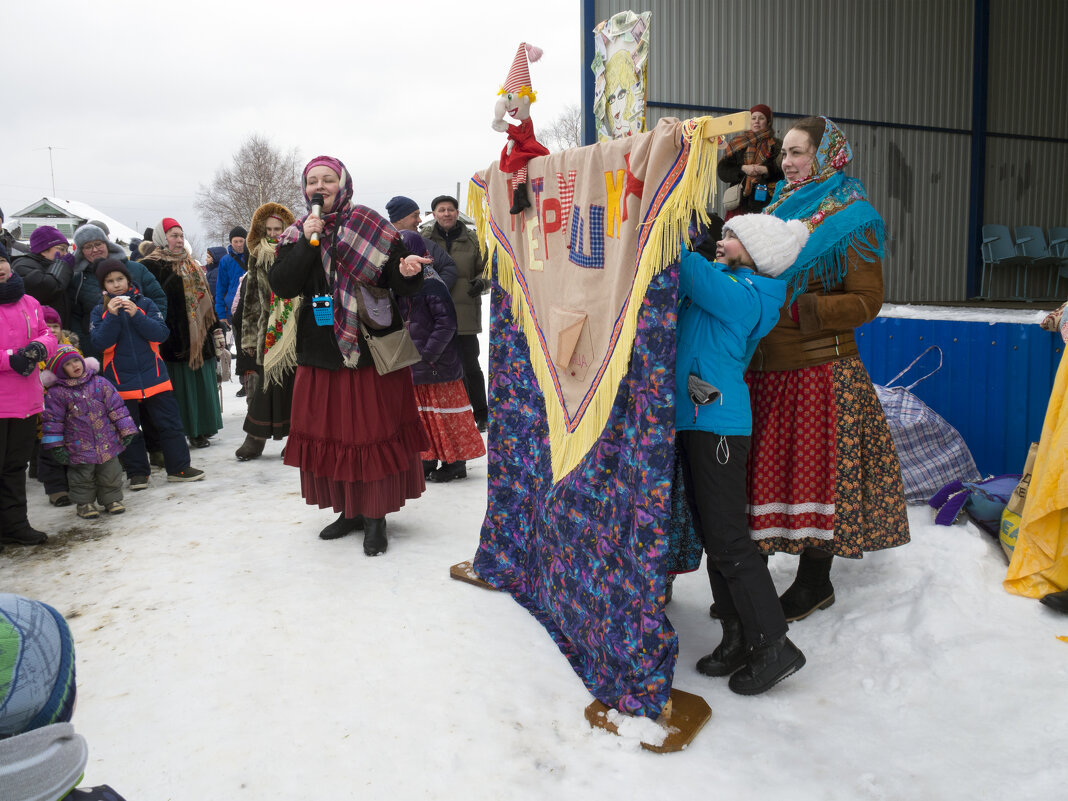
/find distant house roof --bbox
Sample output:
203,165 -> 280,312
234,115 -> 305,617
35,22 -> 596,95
10,197 -> 142,246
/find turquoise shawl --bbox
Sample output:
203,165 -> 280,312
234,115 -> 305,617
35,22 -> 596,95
764,117 -> 885,303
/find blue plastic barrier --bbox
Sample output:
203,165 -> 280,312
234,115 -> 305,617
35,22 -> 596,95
856,315 -> 1062,477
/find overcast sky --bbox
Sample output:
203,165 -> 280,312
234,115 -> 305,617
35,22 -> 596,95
2,0 -> 581,254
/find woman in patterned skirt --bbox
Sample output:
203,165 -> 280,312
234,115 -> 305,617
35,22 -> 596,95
745,116 -> 909,621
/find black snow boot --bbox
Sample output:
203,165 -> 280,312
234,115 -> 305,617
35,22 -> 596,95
423,460 -> 438,479
696,616 -> 747,677
728,636 -> 806,695
319,513 -> 365,540
779,551 -> 835,622
1040,589 -> 1068,614
429,461 -> 467,483
363,517 -> 387,556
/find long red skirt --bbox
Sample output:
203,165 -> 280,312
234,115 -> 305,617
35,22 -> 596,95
746,357 -> 910,558
414,379 -> 486,463
284,365 -> 428,519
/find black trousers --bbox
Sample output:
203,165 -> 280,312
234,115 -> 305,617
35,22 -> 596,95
118,391 -> 192,477
0,415 -> 38,537
457,334 -> 487,424
678,430 -> 787,647
36,440 -> 68,495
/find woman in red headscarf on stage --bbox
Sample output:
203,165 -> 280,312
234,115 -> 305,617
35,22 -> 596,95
718,103 -> 784,220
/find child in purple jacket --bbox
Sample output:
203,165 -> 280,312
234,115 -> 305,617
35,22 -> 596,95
41,345 -> 138,519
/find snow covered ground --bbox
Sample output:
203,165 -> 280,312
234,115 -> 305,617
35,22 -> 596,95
4,355 -> 1067,800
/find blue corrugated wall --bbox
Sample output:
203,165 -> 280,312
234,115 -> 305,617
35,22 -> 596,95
856,317 -> 1063,477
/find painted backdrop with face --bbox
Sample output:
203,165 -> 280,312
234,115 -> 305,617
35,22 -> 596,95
592,10 -> 651,142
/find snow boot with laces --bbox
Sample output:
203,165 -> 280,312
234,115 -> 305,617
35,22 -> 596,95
728,636 -> 806,695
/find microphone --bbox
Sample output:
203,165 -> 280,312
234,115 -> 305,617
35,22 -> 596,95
309,193 -> 324,246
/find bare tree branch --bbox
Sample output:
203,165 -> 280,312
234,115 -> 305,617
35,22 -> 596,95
541,104 -> 583,152
194,134 -> 305,242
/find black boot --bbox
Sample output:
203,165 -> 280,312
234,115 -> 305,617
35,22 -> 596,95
423,460 -> 438,479
319,513 -> 365,540
696,616 -> 748,677
363,517 -> 387,556
780,551 -> 835,622
728,636 -> 806,695
1040,589 -> 1068,614
429,461 -> 467,483
509,182 -> 531,215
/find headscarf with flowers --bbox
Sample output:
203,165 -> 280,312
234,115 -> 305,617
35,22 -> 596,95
763,116 -> 885,303
241,202 -> 295,361
276,155 -> 402,368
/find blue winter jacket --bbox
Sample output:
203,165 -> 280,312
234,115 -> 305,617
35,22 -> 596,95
214,245 -> 247,321
69,253 -> 166,361
675,247 -> 786,435
205,246 -> 227,303
89,286 -> 173,401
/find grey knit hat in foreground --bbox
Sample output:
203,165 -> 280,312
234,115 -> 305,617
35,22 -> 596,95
723,215 -> 810,277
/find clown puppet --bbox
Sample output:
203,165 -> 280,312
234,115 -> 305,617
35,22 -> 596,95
492,42 -> 551,215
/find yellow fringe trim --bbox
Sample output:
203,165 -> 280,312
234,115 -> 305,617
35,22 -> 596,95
467,118 -> 719,484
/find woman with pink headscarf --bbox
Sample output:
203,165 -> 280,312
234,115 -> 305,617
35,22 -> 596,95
269,155 -> 431,556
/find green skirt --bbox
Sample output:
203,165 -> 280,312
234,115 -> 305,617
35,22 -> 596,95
166,359 -> 223,438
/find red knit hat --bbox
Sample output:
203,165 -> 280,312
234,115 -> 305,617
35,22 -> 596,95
160,217 -> 182,233
750,104 -> 773,123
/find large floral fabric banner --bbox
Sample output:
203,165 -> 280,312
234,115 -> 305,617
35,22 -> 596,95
467,117 -> 716,717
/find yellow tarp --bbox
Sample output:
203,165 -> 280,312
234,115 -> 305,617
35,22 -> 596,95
1004,347 -> 1068,598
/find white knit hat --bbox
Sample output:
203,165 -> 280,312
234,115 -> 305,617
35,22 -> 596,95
723,215 -> 810,277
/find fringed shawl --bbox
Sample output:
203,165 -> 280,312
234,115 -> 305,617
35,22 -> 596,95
724,127 -> 776,197
764,117 -> 885,303
146,246 -> 215,370
277,156 -> 398,368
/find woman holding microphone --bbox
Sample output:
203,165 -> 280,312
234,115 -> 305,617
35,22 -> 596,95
269,156 -> 431,556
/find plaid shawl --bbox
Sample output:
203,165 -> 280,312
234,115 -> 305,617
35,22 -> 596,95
278,156 -> 398,367
724,127 -> 775,197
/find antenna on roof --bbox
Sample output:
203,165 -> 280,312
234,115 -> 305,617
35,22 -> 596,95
34,145 -> 67,196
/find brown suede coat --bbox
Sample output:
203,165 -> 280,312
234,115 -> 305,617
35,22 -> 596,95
750,231 -> 884,373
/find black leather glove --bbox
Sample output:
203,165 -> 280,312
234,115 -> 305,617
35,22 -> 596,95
467,277 -> 489,297
21,341 -> 48,362
46,258 -> 74,288
8,352 -> 35,376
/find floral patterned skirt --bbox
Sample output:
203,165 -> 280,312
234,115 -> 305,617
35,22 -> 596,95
414,379 -> 486,463
745,357 -> 910,558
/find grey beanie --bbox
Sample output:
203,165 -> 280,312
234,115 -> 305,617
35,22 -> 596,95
72,223 -> 111,250
723,215 -> 810,277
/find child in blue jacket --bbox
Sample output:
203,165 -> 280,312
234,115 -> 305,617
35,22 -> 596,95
675,213 -> 808,696
89,259 -> 204,487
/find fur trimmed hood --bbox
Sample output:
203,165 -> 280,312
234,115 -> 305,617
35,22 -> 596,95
41,356 -> 100,388
248,202 -> 296,250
